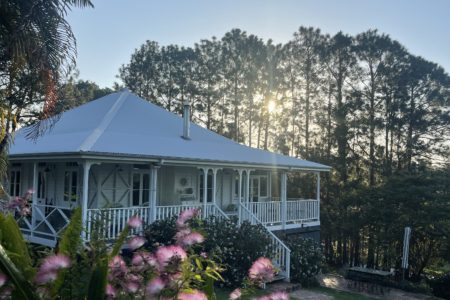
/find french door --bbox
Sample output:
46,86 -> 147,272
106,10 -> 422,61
131,172 -> 150,206
250,175 -> 269,202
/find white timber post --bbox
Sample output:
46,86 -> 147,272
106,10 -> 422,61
245,169 -> 252,204
237,169 -> 243,225
31,162 -> 38,235
150,164 -> 160,223
281,171 -> 287,230
212,168 -> 219,205
82,161 -> 92,241
202,168 -> 209,219
316,172 -> 320,222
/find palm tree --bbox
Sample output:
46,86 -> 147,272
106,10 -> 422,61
0,0 -> 93,181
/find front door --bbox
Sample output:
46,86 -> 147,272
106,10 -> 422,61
61,168 -> 79,208
250,175 -> 269,202
131,172 -> 150,206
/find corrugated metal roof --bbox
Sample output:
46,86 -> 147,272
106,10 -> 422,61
10,90 -> 331,171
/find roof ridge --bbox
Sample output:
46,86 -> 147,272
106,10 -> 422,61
78,91 -> 129,152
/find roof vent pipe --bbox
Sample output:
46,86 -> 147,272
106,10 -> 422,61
182,100 -> 190,140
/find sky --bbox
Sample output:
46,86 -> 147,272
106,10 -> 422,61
67,0 -> 450,88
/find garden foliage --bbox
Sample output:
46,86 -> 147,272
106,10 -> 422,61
286,237 -> 324,287
144,216 -> 273,287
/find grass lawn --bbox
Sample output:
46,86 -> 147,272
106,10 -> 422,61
305,286 -> 377,300
216,286 -> 378,300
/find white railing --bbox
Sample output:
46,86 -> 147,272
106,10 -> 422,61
155,204 -> 202,220
286,199 -> 319,222
86,203 -> 229,240
239,203 -> 291,280
248,201 -> 281,225
86,206 -> 150,240
246,199 -> 319,227
16,204 -> 71,241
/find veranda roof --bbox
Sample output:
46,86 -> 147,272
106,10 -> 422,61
9,90 -> 330,171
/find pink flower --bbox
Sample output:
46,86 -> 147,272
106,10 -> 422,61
108,255 -> 128,280
269,291 -> 289,300
132,252 -> 157,271
248,257 -> 275,283
128,236 -> 146,250
0,273 -> 7,287
178,232 -> 205,248
145,277 -> 165,295
34,270 -> 58,285
155,245 -> 187,269
229,288 -> 242,300
126,281 -> 140,293
39,254 -> 71,273
21,206 -> 31,216
176,208 -> 199,228
106,284 -> 117,298
127,216 -> 143,228
178,289 -> 208,300
109,255 -> 126,270
200,252 -> 208,258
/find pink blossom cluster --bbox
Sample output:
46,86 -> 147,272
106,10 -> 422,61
176,208 -> 200,228
248,257 -> 275,283
34,254 -> 71,285
175,228 -> 205,249
6,190 -> 33,216
106,210 -> 206,299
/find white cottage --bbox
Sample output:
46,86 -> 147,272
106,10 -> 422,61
6,89 -> 330,280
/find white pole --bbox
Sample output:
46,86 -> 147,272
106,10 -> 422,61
202,168 -> 208,218
281,172 -> 287,230
212,168 -> 218,204
237,169 -> 243,225
82,161 -> 92,241
150,164 -> 159,222
402,227 -> 412,279
31,162 -> 38,236
245,169 -> 251,203
316,172 -> 320,222
238,170 -> 243,203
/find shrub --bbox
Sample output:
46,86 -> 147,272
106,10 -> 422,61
428,273 -> 450,299
144,216 -> 273,287
202,217 -> 272,287
287,237 -> 324,287
143,217 -> 178,251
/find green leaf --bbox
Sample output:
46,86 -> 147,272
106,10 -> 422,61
0,243 -> 39,300
51,207 -> 83,297
0,213 -> 35,280
86,259 -> 108,300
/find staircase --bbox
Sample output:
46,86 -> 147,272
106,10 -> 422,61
238,202 -> 291,281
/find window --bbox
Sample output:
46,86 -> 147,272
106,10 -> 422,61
233,175 -> 245,198
131,172 -> 150,206
64,170 -> 78,202
9,169 -> 21,197
199,173 -> 212,203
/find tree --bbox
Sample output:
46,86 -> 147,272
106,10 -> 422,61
0,0 -> 93,178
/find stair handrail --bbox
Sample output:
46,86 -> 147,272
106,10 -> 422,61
212,203 -> 230,219
239,202 -> 291,280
